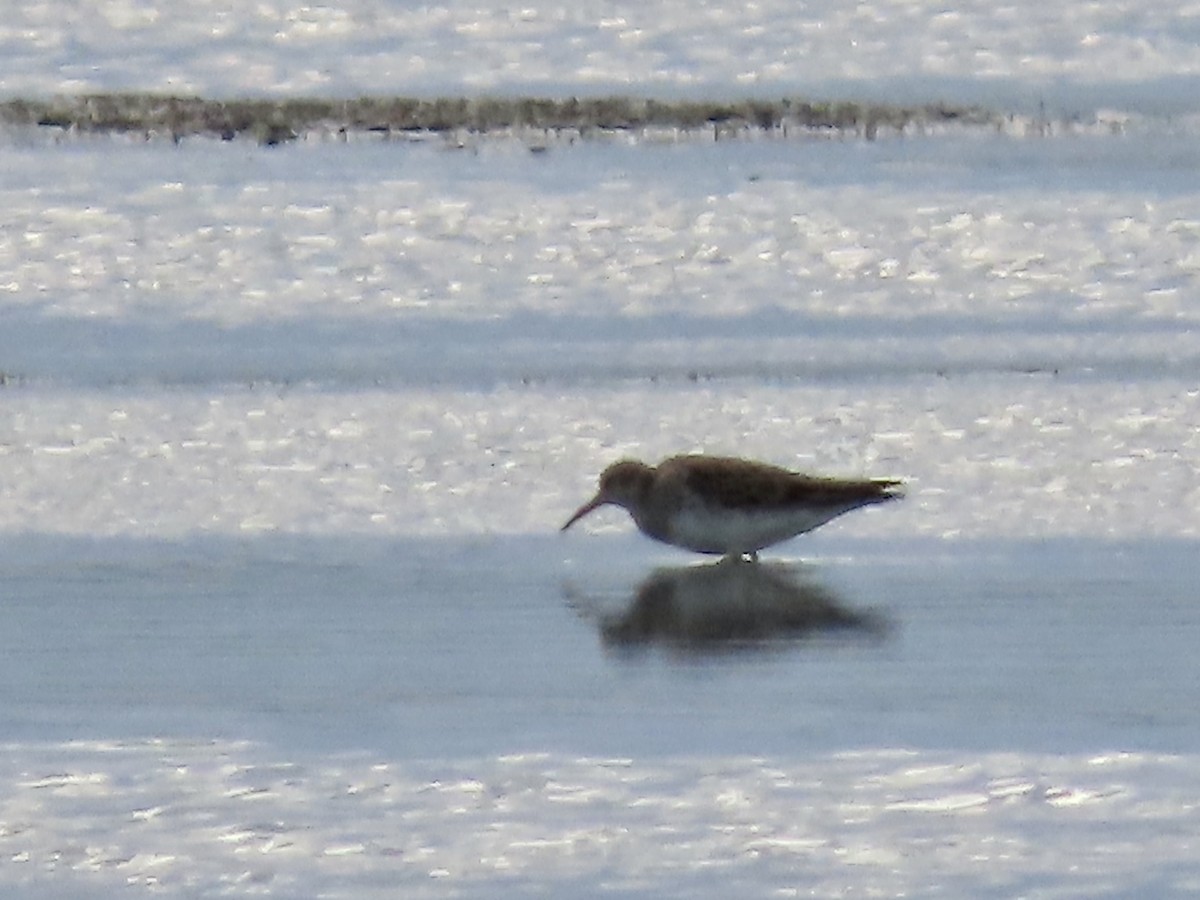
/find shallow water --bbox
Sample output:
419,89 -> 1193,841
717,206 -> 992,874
6,0 -> 1200,891
4,533 -> 1196,759
4,89 -> 1200,900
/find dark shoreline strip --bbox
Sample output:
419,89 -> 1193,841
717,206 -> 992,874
0,92 -> 997,144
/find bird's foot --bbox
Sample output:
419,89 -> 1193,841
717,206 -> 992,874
734,551 -> 759,563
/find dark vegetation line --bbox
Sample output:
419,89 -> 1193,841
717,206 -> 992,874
0,92 -> 998,144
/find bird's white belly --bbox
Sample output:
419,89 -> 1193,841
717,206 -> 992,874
665,505 -> 841,554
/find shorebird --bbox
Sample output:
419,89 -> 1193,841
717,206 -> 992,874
561,455 -> 902,559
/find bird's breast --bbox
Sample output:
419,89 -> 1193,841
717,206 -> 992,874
664,504 -> 844,554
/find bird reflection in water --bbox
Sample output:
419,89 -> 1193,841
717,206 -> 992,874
568,558 -> 886,656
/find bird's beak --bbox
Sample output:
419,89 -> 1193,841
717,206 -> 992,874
561,494 -> 606,532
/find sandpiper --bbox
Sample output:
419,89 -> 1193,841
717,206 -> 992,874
561,455 -> 902,559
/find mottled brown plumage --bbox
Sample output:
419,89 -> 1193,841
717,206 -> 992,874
562,454 -> 902,558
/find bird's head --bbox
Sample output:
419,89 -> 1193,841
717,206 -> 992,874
561,460 -> 654,531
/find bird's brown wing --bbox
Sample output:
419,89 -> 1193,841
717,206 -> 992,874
663,455 -> 901,511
